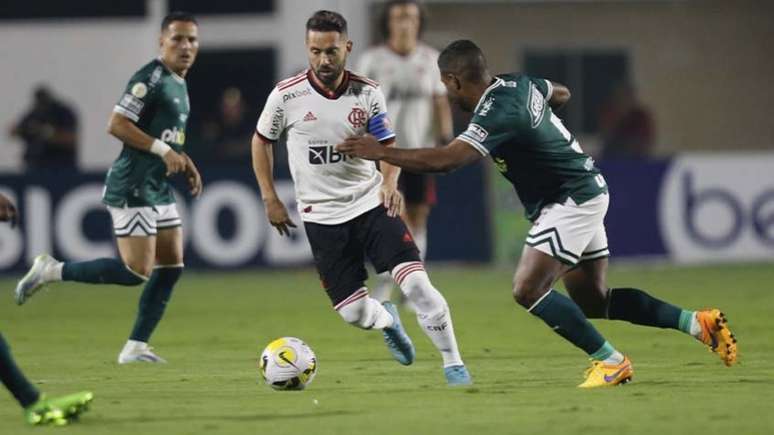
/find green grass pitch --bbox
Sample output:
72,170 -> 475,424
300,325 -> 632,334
1,263 -> 772,434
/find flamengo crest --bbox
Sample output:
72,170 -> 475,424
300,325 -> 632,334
347,107 -> 367,128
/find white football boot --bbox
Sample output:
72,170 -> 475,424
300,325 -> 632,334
118,340 -> 168,364
15,254 -> 60,305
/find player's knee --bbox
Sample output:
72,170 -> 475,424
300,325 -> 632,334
512,278 -> 549,309
125,260 -> 152,280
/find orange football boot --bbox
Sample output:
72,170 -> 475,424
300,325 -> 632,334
696,309 -> 738,367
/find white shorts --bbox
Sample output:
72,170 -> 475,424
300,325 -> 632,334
107,204 -> 181,237
525,194 -> 610,266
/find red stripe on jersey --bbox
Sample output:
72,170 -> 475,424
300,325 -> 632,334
276,70 -> 307,88
349,73 -> 379,87
278,75 -> 308,91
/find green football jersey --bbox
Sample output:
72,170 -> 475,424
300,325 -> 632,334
103,58 -> 190,207
457,73 -> 607,221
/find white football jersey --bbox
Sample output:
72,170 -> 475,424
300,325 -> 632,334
256,70 -> 396,225
356,43 -> 445,149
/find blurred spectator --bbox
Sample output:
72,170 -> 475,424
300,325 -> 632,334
200,87 -> 254,162
9,86 -> 78,169
598,82 -> 655,159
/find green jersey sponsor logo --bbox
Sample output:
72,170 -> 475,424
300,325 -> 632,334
160,126 -> 185,145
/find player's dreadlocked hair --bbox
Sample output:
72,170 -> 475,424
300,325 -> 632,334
161,11 -> 197,31
379,0 -> 427,40
306,10 -> 348,35
438,39 -> 488,83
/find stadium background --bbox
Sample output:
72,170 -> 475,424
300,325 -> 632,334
1,1 -> 773,434
1,0 -> 772,273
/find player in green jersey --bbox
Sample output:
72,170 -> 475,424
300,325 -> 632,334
1,193 -> 93,426
14,12 -> 203,364
337,40 -> 737,388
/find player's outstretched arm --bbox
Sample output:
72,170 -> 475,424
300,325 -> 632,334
0,193 -> 19,228
548,81 -> 571,110
107,112 -> 186,175
251,133 -> 296,236
337,135 -> 482,174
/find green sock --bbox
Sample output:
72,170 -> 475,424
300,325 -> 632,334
608,288 -> 694,334
129,267 -> 182,342
0,333 -> 40,408
678,310 -> 697,335
590,341 -> 616,361
529,289 -> 611,356
62,258 -> 146,285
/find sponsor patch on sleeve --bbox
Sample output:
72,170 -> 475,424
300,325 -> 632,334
462,123 -> 489,143
119,94 -> 144,116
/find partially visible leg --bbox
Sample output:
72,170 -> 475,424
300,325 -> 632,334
56,204 -> 159,285
513,246 -> 631,388
404,203 -> 431,260
335,286 -> 396,330
0,333 -> 93,426
564,258 -> 737,366
514,246 -> 621,362
372,173 -> 433,303
304,217 -> 415,365
14,242 -> 148,305
370,273 -> 393,303
363,206 -> 465,378
392,261 -> 471,385
0,333 -> 40,408
120,224 -> 183,364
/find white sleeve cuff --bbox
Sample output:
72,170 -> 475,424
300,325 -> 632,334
544,80 -> 554,101
113,105 -> 140,122
456,134 -> 489,156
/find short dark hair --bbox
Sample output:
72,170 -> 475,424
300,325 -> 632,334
438,39 -> 488,83
161,11 -> 197,32
306,10 -> 348,35
379,0 -> 427,40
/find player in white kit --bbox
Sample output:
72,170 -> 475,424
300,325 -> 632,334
250,10 -> 471,385
356,0 -> 454,303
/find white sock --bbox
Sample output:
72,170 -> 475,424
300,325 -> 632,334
392,262 -> 463,367
603,351 -> 625,365
43,261 -> 64,282
335,288 -> 394,330
370,272 -> 394,302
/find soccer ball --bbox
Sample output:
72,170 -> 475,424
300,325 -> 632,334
259,337 -> 317,391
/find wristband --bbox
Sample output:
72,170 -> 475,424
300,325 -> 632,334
150,139 -> 171,157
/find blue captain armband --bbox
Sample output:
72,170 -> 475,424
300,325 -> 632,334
367,112 -> 396,142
